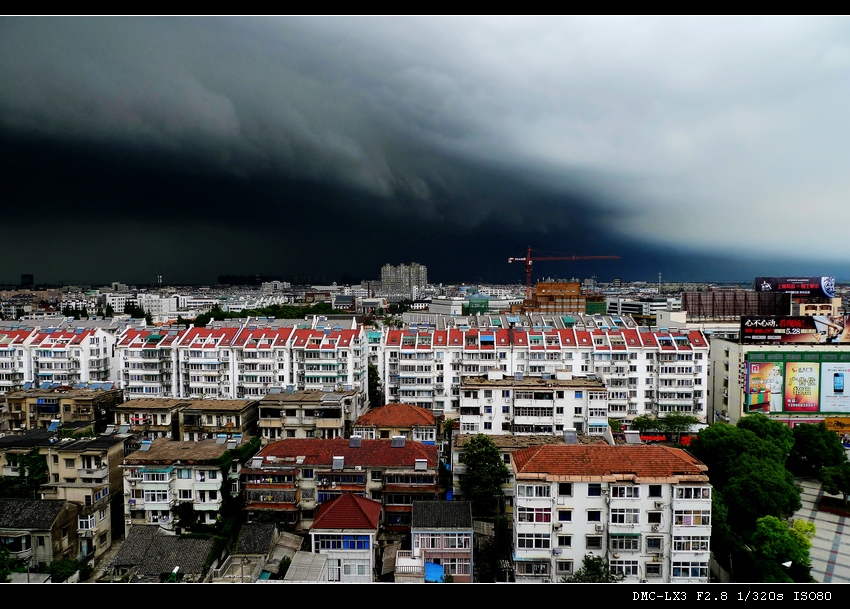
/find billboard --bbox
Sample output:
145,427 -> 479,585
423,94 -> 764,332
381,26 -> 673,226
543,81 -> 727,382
745,352 -> 850,414
754,276 -> 835,298
740,315 -> 850,344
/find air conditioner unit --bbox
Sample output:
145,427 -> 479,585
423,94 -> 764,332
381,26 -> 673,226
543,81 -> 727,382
652,555 -> 661,562
600,489 -> 608,495
652,524 -> 660,531
595,524 -> 604,532
553,523 -> 562,530
125,519 -> 132,525
654,502 -> 663,509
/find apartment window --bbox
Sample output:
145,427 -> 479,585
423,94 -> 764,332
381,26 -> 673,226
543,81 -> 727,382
672,562 -> 708,578
517,484 -> 551,498
645,563 -> 662,578
371,470 -> 382,482
557,535 -> 572,547
517,533 -> 550,549
557,510 -> 572,522
587,510 -> 601,522
673,536 -> 710,552
610,560 -> 639,577
648,484 -> 662,497
484,422 -> 492,430
588,483 -> 602,497
286,430 -> 296,438
647,511 -> 662,524
646,536 -> 663,552
610,534 -> 640,551
52,455 -> 59,464
610,509 -> 640,524
64,458 -> 75,468
674,510 -> 711,526
675,487 -> 711,500
517,506 -> 552,523
177,469 -> 191,479
611,486 -> 639,498
575,391 -> 583,399
586,536 -> 602,550
178,489 -> 193,500
555,560 -> 574,576
558,482 -> 572,496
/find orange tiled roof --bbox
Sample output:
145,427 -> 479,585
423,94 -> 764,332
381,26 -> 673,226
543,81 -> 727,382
311,493 -> 382,531
254,437 -> 438,468
512,444 -> 708,478
355,403 -> 436,428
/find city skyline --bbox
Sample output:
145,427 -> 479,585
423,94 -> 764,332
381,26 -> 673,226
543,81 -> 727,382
3,17 -> 849,286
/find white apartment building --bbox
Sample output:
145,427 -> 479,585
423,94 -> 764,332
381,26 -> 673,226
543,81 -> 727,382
380,315 -> 709,427
511,444 -> 712,583
28,327 -> 117,385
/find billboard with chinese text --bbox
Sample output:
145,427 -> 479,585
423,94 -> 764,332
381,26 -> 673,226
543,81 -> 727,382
745,352 -> 850,414
740,315 -> 850,344
755,276 -> 835,298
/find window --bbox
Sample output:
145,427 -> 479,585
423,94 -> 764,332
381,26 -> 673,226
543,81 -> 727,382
484,422 -> 492,430
674,510 -> 711,526
517,533 -> 550,549
517,484 -> 551,498
647,511 -> 662,524
575,391 -> 583,399
672,561 -> 708,578
177,469 -> 191,479
587,483 -> 602,496
586,536 -> 602,550
371,470 -> 382,482
648,484 -> 662,497
178,489 -> 193,500
611,509 -> 640,524
557,535 -> 572,547
675,487 -> 711,500
555,560 -> 574,576
64,458 -> 75,468
673,536 -> 710,552
645,563 -> 662,578
301,469 -> 314,479
646,536 -> 663,552
610,560 -> 639,577
610,534 -> 640,550
517,506 -> 552,523
587,510 -> 601,522
558,482 -> 572,496
611,485 -> 639,498
557,510 -> 572,522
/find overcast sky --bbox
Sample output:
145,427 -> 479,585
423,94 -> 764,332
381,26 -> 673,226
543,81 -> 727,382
2,16 -> 849,287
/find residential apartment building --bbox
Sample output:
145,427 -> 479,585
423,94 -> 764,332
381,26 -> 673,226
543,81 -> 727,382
117,328 -> 181,398
38,434 -> 128,562
257,388 -> 361,444
510,444 -> 711,583
0,328 -> 32,395
381,263 -> 428,297
1,385 -> 124,434
309,493 -> 382,582
122,438 -> 238,530
28,327 -> 117,384
379,315 -> 709,428
407,500 -> 474,583
352,403 -> 437,444
457,372 -> 609,436
241,437 -> 440,533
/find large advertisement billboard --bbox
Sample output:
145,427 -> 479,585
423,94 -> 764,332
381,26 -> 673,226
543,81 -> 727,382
745,352 -> 850,414
755,276 -> 835,298
740,315 -> 850,344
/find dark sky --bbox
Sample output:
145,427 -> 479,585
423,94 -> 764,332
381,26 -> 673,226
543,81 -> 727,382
2,17 -> 849,287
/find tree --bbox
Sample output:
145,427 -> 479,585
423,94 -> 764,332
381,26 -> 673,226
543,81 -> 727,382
627,414 -> 660,434
819,461 -> 850,502
749,516 -> 815,583
787,422 -> 846,477
658,412 -> 699,443
722,454 -> 801,534
459,434 -> 509,516
562,554 -> 624,583
368,364 -> 383,408
737,413 -> 794,458
0,547 -> 13,583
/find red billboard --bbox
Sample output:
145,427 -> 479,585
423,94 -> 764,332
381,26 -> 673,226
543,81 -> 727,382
740,315 -> 850,344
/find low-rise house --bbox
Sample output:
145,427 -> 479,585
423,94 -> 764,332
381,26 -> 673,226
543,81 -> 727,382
38,434 -> 128,562
0,497 -> 80,567
403,500 -> 473,583
257,388 -> 361,444
1,384 -> 123,434
111,398 -> 189,439
122,438 -> 238,530
510,444 -> 712,583
352,403 -> 437,444
242,436 -> 440,533
309,493 -> 382,582
107,524 -> 215,582
177,399 -> 259,441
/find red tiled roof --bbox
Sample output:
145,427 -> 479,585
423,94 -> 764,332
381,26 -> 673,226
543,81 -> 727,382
355,403 -> 436,428
257,437 -> 438,468
512,445 -> 708,478
311,493 -> 381,531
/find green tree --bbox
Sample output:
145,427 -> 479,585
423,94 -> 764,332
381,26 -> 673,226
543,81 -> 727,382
737,413 -> 794,458
608,418 -> 623,433
368,364 -> 383,408
722,455 -> 801,534
627,414 -> 660,434
0,547 -> 13,583
47,557 -> 81,583
658,412 -> 699,442
787,422 -> 846,477
749,516 -> 815,582
819,461 -> 850,502
105,304 -> 114,317
459,434 -> 509,516
562,554 -> 624,583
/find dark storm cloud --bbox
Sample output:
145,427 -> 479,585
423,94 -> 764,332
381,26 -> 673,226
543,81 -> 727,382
2,16 -> 850,285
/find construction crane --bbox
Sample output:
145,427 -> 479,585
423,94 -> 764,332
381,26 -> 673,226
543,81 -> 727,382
508,246 -> 620,300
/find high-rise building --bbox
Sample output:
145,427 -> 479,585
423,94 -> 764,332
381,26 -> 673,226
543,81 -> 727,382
380,263 -> 428,297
